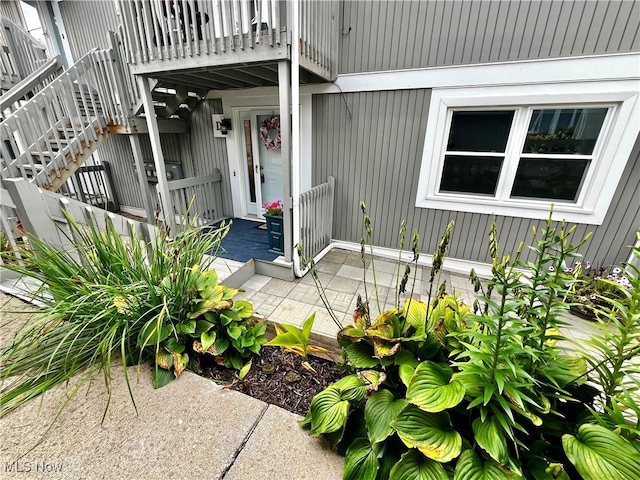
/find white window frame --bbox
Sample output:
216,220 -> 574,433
416,80 -> 640,225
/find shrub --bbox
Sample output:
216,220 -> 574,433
300,206 -> 640,480
0,212 -> 264,418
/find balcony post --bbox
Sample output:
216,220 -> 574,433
136,75 -> 175,234
278,60 -> 292,262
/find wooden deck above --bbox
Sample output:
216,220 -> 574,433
119,0 -> 338,87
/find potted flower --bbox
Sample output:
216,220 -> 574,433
263,200 -> 284,253
566,260 -> 632,320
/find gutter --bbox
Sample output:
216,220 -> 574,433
291,0 -> 303,277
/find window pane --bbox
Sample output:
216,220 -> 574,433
510,158 -> 589,201
523,108 -> 607,155
447,111 -> 514,152
440,155 -> 503,195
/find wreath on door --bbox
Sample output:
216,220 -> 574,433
259,116 -> 281,150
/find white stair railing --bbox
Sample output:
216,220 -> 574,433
0,17 -> 47,86
0,48 -> 130,191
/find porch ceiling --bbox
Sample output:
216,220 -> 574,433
149,62 -> 328,91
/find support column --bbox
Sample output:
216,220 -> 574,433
129,135 -> 156,222
278,60 -> 292,262
136,75 -> 175,234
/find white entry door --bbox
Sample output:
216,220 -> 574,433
240,111 -> 283,216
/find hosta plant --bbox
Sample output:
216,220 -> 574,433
301,206 -> 640,480
0,211 -> 264,419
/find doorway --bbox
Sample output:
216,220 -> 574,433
239,111 -> 283,216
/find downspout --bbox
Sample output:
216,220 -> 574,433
291,0 -> 304,277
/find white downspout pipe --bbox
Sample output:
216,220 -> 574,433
291,0 -> 303,277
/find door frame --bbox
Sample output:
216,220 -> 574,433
237,108 -> 283,217
215,88 -> 313,219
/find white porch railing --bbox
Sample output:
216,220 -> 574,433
165,170 -> 225,225
119,0 -> 283,64
299,176 -> 335,258
0,17 -> 47,90
117,0 -> 337,80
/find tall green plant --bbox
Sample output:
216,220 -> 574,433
0,211 -> 263,419
301,208 -> 640,480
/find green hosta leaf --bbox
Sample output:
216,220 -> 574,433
201,331 -> 217,352
137,320 -> 172,348
238,360 -> 252,380
340,325 -> 367,340
472,417 -> 510,465
391,405 -> 462,463
399,364 -> 416,388
344,437 -> 380,480
153,367 -> 175,388
365,390 -> 408,444
404,299 -> 428,329
164,337 -> 185,354
194,319 -> 214,335
332,374 -> 368,402
453,449 -> 517,480
389,449 -> 448,480
227,324 -> 243,340
177,319 -> 196,334
252,321 -> 267,338
196,269 -> 218,291
233,299 -> 254,318
344,342 -> 380,368
220,308 -> 241,321
214,337 -> 229,354
562,423 -> 640,480
406,361 -> 465,413
308,386 -> 351,436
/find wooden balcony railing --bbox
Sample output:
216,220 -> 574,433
118,0 -> 337,81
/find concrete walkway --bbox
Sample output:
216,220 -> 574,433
0,294 -> 343,480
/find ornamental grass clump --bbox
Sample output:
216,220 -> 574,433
0,211 -> 265,419
300,206 -> 640,480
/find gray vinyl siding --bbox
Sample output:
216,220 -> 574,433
339,0 -> 640,74
59,0 -> 120,60
312,90 -> 640,267
96,100 -> 233,217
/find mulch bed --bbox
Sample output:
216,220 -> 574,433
196,346 -> 347,416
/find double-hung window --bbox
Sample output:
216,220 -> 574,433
416,81 -> 639,224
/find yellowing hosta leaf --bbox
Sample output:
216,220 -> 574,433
389,449 -> 448,480
308,386 -> 351,436
358,370 -> 386,393
406,361 -> 465,412
391,405 -> 462,463
372,338 -> 401,359
173,352 -> 188,376
156,350 -> 173,370
453,449 -> 518,480
344,342 -> 379,368
365,390 -> 408,444
404,299 -> 428,329
472,417 -> 510,465
562,424 -> 640,480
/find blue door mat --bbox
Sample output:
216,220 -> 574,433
204,218 -> 279,263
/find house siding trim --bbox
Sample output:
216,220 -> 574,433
305,52 -> 640,95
